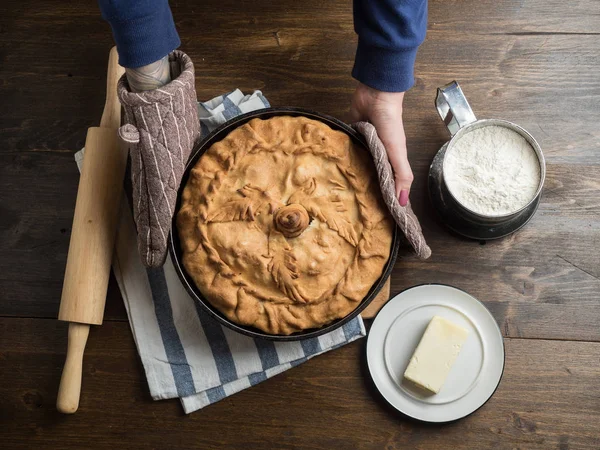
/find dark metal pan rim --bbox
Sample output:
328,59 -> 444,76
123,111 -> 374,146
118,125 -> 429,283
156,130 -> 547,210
168,107 -> 400,341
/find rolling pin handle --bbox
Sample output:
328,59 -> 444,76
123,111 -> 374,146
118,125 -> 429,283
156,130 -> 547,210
56,322 -> 90,414
100,46 -> 125,130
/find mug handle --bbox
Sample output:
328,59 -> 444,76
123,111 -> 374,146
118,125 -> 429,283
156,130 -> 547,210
435,81 -> 477,136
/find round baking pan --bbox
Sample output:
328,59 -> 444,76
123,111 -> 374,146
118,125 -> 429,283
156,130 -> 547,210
169,107 -> 400,341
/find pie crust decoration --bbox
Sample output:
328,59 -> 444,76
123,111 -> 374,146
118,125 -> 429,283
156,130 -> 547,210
177,116 -> 393,335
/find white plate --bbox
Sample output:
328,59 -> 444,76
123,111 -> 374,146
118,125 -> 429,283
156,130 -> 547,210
367,284 -> 505,423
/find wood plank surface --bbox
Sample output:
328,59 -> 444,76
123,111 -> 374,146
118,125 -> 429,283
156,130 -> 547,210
1,318 -> 600,450
1,0 -> 599,448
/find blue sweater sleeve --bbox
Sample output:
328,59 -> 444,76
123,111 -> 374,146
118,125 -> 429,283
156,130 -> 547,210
352,0 -> 427,92
97,0 -> 181,68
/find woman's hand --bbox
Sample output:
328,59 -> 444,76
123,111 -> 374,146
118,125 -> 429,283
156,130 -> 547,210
350,82 -> 413,206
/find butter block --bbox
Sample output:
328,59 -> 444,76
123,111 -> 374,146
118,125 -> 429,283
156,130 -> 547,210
403,316 -> 469,394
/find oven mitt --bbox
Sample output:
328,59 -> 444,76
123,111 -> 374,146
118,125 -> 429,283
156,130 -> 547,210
117,50 -> 200,267
354,121 -> 432,259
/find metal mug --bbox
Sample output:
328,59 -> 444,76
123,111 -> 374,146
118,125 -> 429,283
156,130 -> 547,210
435,81 -> 546,226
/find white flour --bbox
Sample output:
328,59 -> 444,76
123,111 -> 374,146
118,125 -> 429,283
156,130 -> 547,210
444,125 -> 540,216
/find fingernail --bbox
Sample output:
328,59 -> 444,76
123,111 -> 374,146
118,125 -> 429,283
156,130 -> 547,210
399,189 -> 409,207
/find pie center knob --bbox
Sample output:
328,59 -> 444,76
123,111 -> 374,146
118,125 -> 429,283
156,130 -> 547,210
274,204 -> 310,238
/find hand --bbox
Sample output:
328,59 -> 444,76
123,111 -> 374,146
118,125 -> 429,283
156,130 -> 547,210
350,83 -> 413,206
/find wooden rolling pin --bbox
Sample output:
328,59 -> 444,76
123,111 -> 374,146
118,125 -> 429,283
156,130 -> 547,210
361,278 -> 391,319
57,47 -> 126,414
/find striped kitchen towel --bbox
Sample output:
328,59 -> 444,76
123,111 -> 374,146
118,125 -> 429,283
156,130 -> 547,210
75,89 -> 366,414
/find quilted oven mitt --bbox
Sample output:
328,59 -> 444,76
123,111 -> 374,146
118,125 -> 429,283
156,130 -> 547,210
117,50 -> 200,267
354,121 -> 431,259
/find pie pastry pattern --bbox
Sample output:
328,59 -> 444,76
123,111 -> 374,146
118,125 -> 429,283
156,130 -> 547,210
177,116 -> 393,335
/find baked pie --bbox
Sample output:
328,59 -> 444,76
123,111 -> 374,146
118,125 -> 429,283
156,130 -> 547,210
177,116 -> 393,335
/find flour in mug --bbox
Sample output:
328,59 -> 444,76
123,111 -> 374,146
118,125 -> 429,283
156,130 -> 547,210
444,125 -> 540,216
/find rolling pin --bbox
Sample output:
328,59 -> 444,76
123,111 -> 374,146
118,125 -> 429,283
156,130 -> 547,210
361,278 -> 391,319
57,47 -> 126,414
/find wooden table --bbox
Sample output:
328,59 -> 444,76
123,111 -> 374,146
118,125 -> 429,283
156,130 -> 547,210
1,0 -> 599,448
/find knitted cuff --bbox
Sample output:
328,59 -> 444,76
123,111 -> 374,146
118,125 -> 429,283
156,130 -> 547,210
118,50 -> 200,267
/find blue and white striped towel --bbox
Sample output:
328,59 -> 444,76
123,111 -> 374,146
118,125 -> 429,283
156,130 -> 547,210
75,89 -> 366,414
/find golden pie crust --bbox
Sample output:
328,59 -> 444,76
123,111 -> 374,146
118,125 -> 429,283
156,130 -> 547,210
177,116 -> 393,335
